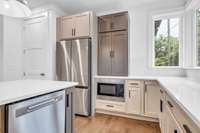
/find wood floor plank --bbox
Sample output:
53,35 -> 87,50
75,113 -> 161,133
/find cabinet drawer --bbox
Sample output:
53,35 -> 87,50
145,81 -> 158,86
125,80 -> 143,88
166,95 -> 200,133
98,12 -> 128,32
96,100 -> 125,113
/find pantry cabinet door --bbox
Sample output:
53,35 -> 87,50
98,15 -> 112,32
111,31 -> 128,76
23,13 -> 49,79
111,12 -> 128,31
74,12 -> 90,37
98,33 -> 112,75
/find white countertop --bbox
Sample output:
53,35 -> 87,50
158,77 -> 200,128
95,75 -> 200,128
0,80 -> 78,106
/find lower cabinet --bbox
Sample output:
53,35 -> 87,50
96,99 -> 126,113
165,104 -> 183,133
144,81 -> 160,118
159,89 -> 166,133
0,106 -> 4,133
96,79 -> 200,133
125,80 -> 144,115
65,88 -> 74,133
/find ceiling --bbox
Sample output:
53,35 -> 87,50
27,0 -> 188,14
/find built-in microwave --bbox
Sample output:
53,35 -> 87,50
97,83 -> 124,98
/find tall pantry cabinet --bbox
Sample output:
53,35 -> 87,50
22,9 -> 64,80
0,16 -> 23,81
98,12 -> 128,76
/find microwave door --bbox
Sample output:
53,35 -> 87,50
56,41 -> 72,81
71,39 -> 91,87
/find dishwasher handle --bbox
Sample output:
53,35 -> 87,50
16,95 -> 63,117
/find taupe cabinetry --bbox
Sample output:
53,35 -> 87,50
60,16 -> 74,39
58,12 -> 92,40
98,33 -> 112,75
98,12 -> 128,76
98,31 -> 128,76
98,12 -> 128,32
0,106 -> 4,133
75,13 -> 90,37
111,31 -> 128,75
144,81 -> 160,118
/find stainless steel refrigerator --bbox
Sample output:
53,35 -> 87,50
56,38 -> 91,116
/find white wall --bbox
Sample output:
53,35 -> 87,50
97,4 -> 186,77
184,0 -> 200,81
129,8 -> 186,76
0,16 -> 3,80
2,17 -> 23,80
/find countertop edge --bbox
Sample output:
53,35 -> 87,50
0,82 -> 78,106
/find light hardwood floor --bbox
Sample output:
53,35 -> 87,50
75,113 -> 161,133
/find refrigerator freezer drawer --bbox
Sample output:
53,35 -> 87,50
74,88 -> 90,116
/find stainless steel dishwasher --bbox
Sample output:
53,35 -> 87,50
7,90 -> 65,133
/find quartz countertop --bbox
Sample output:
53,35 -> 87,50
0,79 -> 78,106
158,77 -> 200,128
95,75 -> 200,128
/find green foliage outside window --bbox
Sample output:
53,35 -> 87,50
155,36 -> 179,66
154,19 -> 180,67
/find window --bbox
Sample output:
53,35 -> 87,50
196,9 -> 200,66
153,17 -> 181,67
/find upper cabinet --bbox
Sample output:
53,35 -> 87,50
98,12 -> 128,33
57,12 -> 95,40
98,12 -> 128,76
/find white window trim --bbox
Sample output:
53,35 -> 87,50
193,8 -> 200,68
149,11 -> 184,69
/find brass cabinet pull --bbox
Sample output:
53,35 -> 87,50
74,29 -> 76,36
130,83 -> 139,86
110,51 -> 115,58
167,101 -> 174,108
129,90 -> 131,98
160,100 -> 163,112
106,105 -> 114,108
183,124 -> 192,133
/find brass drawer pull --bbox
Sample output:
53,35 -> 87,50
183,124 -> 192,133
106,105 -> 114,108
130,83 -> 139,86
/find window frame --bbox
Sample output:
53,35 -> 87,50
150,11 -> 184,69
193,8 -> 200,68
